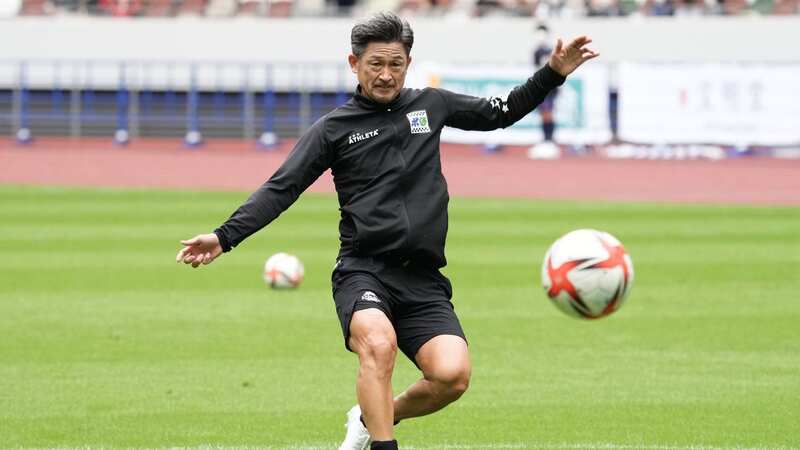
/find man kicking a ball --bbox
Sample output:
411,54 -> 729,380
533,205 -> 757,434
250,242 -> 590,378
176,12 -> 597,450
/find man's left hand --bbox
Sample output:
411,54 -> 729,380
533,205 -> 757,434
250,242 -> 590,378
548,36 -> 599,77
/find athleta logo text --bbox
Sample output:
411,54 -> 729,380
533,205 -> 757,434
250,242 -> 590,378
348,129 -> 380,144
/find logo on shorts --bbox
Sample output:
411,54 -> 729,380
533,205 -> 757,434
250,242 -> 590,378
361,291 -> 381,303
407,110 -> 431,134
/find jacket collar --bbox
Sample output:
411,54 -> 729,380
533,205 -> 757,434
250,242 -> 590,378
353,85 -> 410,111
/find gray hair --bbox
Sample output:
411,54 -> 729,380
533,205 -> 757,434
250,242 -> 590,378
351,12 -> 414,58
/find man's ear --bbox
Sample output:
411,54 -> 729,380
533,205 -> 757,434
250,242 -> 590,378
348,54 -> 358,74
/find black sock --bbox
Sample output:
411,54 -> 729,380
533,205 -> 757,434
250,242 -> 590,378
371,440 -> 398,450
543,121 -> 555,141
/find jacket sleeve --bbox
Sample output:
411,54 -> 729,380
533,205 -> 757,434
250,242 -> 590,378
440,64 -> 565,131
213,117 -> 332,252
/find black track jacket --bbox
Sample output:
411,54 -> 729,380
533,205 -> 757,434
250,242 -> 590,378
214,65 -> 565,268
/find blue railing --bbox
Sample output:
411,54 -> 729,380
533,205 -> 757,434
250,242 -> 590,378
0,60 -> 353,146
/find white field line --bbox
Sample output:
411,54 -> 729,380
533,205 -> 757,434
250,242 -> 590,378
17,444 -> 800,450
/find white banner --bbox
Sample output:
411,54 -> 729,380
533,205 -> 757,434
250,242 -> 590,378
618,62 -> 800,145
406,63 -> 612,145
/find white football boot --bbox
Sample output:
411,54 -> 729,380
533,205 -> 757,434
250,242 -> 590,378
338,405 -> 371,450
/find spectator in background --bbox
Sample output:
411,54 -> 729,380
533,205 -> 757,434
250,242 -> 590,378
541,0 -> 587,17
47,0 -> 81,13
529,23 -> 559,155
426,0 -> 452,15
327,0 -> 357,15
176,0 -> 206,15
773,0 -> 799,13
585,0 -> 623,15
640,0 -> 675,15
396,0 -> 427,15
138,0 -> 181,16
719,0 -> 748,14
673,0 -> 708,16
14,0 -> 799,18
99,0 -> 142,15
530,0 -> 569,17
51,0 -> 77,11
474,0 -> 512,16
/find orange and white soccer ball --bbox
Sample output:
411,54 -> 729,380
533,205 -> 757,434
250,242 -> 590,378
263,252 -> 304,289
541,229 -> 634,319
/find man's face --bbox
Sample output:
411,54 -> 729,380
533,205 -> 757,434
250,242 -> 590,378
349,41 -> 411,104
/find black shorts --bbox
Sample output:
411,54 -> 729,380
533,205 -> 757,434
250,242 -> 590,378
331,255 -> 467,365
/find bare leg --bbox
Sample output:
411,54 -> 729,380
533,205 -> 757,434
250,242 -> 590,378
348,308 -> 397,441
393,334 -> 471,421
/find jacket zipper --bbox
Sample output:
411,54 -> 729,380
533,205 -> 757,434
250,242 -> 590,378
387,115 -> 412,254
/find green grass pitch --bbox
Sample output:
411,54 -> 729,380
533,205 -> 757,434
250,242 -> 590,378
1,185 -> 798,449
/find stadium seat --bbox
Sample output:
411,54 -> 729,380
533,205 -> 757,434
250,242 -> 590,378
233,0 -> 261,14
19,0 -> 49,15
266,0 -> 293,16
143,0 -> 178,16
177,0 -> 207,15
206,0 -> 237,16
99,0 -> 144,16
772,0 -> 798,13
290,0 -> 323,15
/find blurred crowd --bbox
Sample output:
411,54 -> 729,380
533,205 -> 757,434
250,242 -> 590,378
4,0 -> 797,18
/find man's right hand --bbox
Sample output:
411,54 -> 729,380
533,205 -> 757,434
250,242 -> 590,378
176,233 -> 223,268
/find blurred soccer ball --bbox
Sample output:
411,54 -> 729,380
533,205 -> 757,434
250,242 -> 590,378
184,130 -> 203,147
541,229 -> 634,319
526,141 -> 561,160
263,252 -> 304,289
257,131 -> 279,148
114,129 -> 129,145
16,127 -> 32,143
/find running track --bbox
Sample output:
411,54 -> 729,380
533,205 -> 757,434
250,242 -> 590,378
1,138 -> 798,205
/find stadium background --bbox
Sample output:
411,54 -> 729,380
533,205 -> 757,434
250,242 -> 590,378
1,2 -> 799,449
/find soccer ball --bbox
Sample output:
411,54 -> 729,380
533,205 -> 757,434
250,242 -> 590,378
263,252 -> 304,289
541,229 -> 634,319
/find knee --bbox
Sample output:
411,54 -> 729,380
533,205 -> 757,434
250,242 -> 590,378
356,335 -> 397,375
433,366 -> 471,402
349,310 -> 397,377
